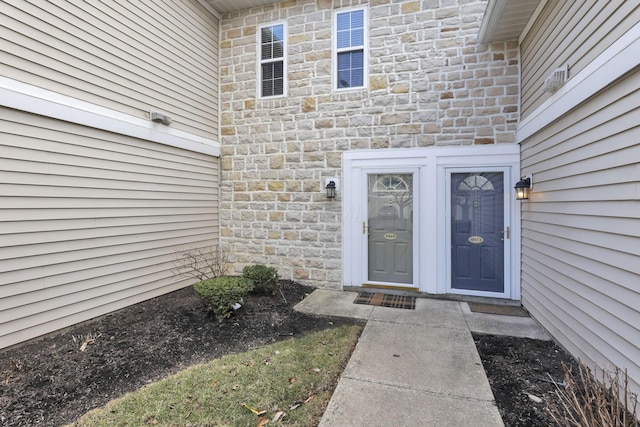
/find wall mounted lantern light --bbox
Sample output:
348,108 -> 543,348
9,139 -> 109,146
325,180 -> 337,199
514,176 -> 532,200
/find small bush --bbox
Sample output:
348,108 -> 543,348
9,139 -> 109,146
172,245 -> 231,282
193,277 -> 253,321
547,360 -> 638,427
242,264 -> 280,295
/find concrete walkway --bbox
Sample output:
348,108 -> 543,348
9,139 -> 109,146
294,289 -> 549,427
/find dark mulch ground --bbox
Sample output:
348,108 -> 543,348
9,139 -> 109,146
474,333 -> 578,426
0,281 -> 357,427
1,280 -> 579,427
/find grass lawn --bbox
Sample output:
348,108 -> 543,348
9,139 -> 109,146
68,324 -> 363,427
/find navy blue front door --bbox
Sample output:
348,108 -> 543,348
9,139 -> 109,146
451,172 -> 504,292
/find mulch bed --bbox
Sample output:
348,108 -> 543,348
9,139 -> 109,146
1,279 -> 583,427
474,333 -> 579,426
0,281 -> 357,427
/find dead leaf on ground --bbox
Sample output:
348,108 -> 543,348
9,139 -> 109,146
272,411 -> 285,422
256,415 -> 269,426
304,393 -> 315,404
527,393 -> 543,403
242,403 -> 266,416
288,377 -> 296,384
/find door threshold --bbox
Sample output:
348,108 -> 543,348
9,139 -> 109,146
361,283 -> 420,292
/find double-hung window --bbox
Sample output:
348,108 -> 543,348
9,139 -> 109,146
260,23 -> 286,97
335,8 -> 366,90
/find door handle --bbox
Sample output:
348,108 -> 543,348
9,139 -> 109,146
501,226 -> 510,240
362,222 -> 368,234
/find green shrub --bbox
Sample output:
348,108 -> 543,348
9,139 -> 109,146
242,264 -> 279,295
193,276 -> 253,321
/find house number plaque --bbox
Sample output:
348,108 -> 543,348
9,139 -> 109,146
384,233 -> 397,240
468,236 -> 484,244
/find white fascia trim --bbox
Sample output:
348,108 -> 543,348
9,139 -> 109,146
477,0 -> 506,44
518,21 -> 640,142
0,76 -> 220,157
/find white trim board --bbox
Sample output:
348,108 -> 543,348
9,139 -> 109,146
518,21 -> 640,142
0,76 -> 220,157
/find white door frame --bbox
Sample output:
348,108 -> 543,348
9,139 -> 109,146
343,145 -> 521,300
444,167 -> 512,299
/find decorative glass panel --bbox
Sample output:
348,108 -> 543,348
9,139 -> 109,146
457,175 -> 494,191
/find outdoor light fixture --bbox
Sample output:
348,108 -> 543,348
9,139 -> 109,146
515,176 -> 532,200
325,180 -> 337,199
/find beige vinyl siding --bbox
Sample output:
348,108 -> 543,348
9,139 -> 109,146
0,0 -> 219,139
0,107 -> 219,349
520,69 -> 640,394
520,1 -> 640,118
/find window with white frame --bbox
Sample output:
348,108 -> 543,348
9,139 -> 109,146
260,23 -> 286,97
335,8 -> 366,89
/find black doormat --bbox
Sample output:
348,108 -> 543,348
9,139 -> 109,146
468,302 -> 529,317
353,292 -> 416,310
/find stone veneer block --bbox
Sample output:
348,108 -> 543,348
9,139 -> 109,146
219,0 -> 520,288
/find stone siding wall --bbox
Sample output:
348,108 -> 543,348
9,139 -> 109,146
219,0 -> 519,289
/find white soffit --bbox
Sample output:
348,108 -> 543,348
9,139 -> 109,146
478,0 -> 541,43
205,0 -> 278,14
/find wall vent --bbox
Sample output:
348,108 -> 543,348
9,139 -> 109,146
150,111 -> 172,125
544,64 -> 569,93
